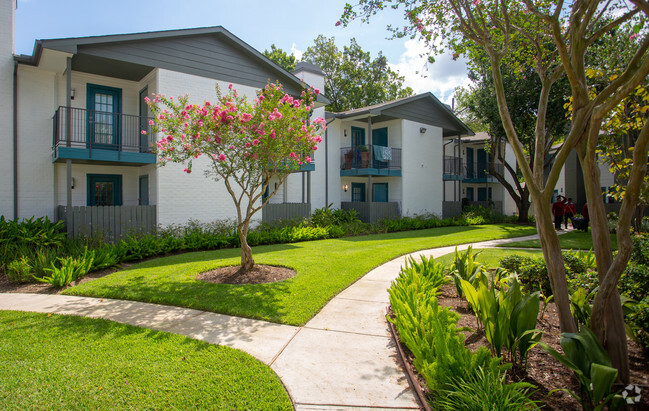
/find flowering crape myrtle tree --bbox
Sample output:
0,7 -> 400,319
145,83 -> 325,272
340,0 -> 649,382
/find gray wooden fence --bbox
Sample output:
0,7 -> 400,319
443,201 -> 463,218
262,203 -> 311,223
341,202 -> 400,223
57,205 -> 156,241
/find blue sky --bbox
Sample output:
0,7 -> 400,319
14,0 -> 470,103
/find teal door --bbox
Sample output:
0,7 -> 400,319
478,187 -> 487,201
466,187 -> 474,202
351,127 -> 366,168
466,147 -> 474,178
372,128 -> 388,168
139,87 -> 149,152
352,182 -> 366,202
139,175 -> 149,206
87,174 -> 122,206
373,183 -> 388,202
477,148 -> 487,178
87,84 -> 122,150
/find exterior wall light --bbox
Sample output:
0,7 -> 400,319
419,127 -> 427,134
344,184 -> 348,192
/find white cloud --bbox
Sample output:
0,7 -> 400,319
389,39 -> 471,106
290,43 -> 303,61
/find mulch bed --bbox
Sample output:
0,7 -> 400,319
398,282 -> 649,410
197,264 -> 296,284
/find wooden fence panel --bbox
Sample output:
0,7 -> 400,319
262,203 -> 311,222
58,205 -> 156,241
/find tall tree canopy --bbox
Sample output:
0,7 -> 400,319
302,35 -> 413,111
263,44 -> 297,72
341,0 -> 649,383
264,37 -> 413,112
456,51 -> 571,222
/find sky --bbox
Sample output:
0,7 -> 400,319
13,0 -> 471,104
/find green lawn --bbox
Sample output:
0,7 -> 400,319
0,311 -> 291,410
64,224 -> 536,325
499,230 -> 618,250
435,248 -> 545,269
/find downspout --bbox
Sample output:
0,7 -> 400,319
324,116 -> 335,206
13,60 -> 18,220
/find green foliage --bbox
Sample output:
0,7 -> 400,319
630,233 -> 649,266
388,259 -> 501,394
302,35 -> 413,112
538,327 -> 625,411
6,257 -> 32,283
0,216 -> 66,268
311,204 -> 360,227
627,299 -> 649,349
398,255 -> 450,294
36,252 -> 94,287
262,44 -> 297,72
460,273 -> 541,366
439,367 -> 539,410
619,264 -> 649,303
450,246 -> 486,298
570,287 -> 597,326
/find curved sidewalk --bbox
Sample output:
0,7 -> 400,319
0,233 -> 540,410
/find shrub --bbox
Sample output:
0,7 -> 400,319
439,367 -> 539,410
628,299 -> 649,350
6,257 -> 32,283
619,264 -> 649,302
36,252 -> 94,287
388,255 -> 501,395
450,246 -> 485,298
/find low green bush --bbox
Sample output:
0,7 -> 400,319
6,257 -> 32,283
628,299 -> 649,350
36,252 -> 94,287
439,367 -> 539,410
388,255 -> 504,398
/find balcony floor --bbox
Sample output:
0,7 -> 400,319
340,168 -> 401,177
54,147 -> 156,166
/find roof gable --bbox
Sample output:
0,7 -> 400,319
334,93 -> 473,137
21,26 -> 328,103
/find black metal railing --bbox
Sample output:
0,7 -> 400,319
464,161 -> 504,179
340,145 -> 402,171
444,156 -> 463,175
53,106 -> 155,157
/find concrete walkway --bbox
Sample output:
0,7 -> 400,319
0,233 -> 541,410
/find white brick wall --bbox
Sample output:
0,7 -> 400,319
0,0 -> 15,218
155,70 -> 264,227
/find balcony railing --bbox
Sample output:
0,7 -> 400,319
340,145 -> 402,171
53,106 -> 155,161
444,156 -> 463,175
464,161 -> 504,180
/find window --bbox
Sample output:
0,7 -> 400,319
352,182 -> 366,202
87,174 -> 122,206
373,183 -> 388,202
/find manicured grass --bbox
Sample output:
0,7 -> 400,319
499,230 -> 618,250
64,224 -> 536,325
435,248 -> 545,269
0,311 -> 291,410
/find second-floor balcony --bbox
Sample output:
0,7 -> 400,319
443,156 -> 504,182
53,106 -> 156,165
340,145 -> 402,176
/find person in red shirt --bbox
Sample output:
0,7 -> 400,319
564,197 -> 576,229
552,195 -> 566,230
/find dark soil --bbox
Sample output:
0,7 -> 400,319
0,265 -> 124,294
197,264 -> 296,284
408,282 -> 649,410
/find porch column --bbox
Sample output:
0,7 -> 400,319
302,171 -> 305,203
66,57 -> 72,234
307,170 -> 311,204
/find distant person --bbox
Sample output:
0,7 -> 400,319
582,202 -> 589,232
564,197 -> 576,229
552,195 -> 566,230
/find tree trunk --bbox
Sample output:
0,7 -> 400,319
634,205 -> 645,232
534,197 -> 578,333
578,147 -> 630,383
517,195 -> 531,223
239,221 -> 254,272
